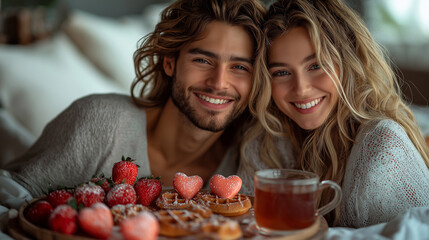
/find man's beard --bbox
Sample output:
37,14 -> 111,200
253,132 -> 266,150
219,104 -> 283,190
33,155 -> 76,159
171,76 -> 243,132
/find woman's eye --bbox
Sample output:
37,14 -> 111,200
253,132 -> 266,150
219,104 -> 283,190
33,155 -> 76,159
309,64 -> 321,70
272,70 -> 289,77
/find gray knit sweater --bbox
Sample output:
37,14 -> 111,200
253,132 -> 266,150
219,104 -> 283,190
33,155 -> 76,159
5,94 -> 237,197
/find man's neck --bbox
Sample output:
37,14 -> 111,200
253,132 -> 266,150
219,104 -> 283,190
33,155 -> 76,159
146,98 -> 224,168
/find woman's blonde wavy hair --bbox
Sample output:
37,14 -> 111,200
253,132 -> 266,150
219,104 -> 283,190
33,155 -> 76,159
240,0 -> 429,225
130,0 -> 269,138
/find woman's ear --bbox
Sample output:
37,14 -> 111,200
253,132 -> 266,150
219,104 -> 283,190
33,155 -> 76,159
163,56 -> 175,77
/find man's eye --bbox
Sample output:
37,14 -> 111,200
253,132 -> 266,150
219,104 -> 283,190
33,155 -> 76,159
272,70 -> 289,77
233,65 -> 249,72
194,58 -> 209,64
309,64 -> 321,70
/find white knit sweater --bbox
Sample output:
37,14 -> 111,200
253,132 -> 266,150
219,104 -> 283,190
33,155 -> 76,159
237,119 -> 429,228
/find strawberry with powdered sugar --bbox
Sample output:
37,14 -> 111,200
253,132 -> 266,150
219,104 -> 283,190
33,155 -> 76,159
105,183 -> 137,207
173,172 -> 203,200
134,176 -> 162,206
74,183 -> 105,208
120,211 -> 159,240
49,204 -> 78,235
46,188 -> 73,208
78,202 -> 113,238
112,156 -> 139,185
209,174 -> 242,199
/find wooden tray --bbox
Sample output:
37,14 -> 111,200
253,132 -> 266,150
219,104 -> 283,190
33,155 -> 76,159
8,197 -> 328,240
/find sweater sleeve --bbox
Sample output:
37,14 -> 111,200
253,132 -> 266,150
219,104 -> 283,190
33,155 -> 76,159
338,120 -> 429,227
4,94 -> 123,197
237,135 -> 296,196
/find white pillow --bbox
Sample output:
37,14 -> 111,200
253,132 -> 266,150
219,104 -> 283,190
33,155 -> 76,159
0,32 -> 127,138
63,10 -> 150,90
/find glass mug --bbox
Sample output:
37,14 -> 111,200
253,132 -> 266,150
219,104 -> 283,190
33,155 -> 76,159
254,169 -> 342,236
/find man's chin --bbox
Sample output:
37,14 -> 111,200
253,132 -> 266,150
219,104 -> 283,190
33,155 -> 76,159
190,119 -> 228,132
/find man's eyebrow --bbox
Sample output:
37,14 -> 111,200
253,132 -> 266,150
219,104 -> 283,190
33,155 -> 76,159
230,56 -> 253,65
188,48 -> 253,64
188,48 -> 218,59
268,53 -> 316,69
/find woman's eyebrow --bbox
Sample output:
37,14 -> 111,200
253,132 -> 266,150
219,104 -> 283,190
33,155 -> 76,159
301,53 -> 316,64
268,53 -> 316,69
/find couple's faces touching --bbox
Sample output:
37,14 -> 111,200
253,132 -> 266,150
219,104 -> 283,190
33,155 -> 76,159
162,22 -> 337,132
269,27 -> 339,130
163,21 -> 254,132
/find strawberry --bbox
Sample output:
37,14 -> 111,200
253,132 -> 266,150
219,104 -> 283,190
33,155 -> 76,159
74,183 -> 105,208
120,212 -> 159,240
49,204 -> 77,235
26,200 -> 53,227
112,156 -> 139,185
78,202 -> 113,239
46,189 -> 73,208
209,174 -> 242,199
91,174 -> 112,193
173,172 -> 203,199
134,176 -> 162,206
105,183 -> 137,208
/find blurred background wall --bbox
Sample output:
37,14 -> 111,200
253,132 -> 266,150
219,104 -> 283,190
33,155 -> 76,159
1,0 -> 428,105
1,0 -> 428,166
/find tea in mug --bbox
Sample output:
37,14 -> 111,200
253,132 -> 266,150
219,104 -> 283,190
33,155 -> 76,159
253,169 -> 342,236
254,185 -> 316,230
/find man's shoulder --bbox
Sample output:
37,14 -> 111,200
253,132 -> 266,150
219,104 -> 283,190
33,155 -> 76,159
75,93 -> 132,105
70,93 -> 142,113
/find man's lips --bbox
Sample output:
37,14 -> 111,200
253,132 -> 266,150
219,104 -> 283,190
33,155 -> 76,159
195,93 -> 233,105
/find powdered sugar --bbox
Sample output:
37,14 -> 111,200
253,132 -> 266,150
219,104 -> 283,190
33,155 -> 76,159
173,172 -> 203,199
106,183 -> 137,207
209,175 -> 242,199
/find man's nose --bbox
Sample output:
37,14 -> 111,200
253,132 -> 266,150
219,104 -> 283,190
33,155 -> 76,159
206,66 -> 230,90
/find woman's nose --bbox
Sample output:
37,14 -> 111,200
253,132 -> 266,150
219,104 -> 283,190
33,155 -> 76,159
293,73 -> 311,96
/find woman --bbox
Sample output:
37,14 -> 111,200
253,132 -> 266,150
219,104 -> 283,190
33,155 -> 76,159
238,0 -> 429,227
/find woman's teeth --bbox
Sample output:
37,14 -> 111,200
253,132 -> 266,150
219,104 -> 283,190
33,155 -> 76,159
198,94 -> 230,104
294,97 -> 322,109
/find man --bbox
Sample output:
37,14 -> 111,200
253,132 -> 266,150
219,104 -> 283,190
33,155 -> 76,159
1,0 -> 267,199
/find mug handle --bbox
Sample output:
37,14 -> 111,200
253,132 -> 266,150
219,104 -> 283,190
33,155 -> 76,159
316,180 -> 342,216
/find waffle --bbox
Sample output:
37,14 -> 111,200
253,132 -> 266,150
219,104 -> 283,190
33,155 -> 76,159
154,209 -> 205,237
195,192 -> 252,216
200,214 -> 243,240
156,191 -> 196,210
110,204 -> 150,225
154,209 -> 242,239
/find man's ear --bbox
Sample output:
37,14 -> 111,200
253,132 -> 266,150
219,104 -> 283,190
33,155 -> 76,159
163,56 -> 175,77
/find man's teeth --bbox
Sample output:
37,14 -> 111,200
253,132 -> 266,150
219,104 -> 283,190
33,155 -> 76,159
198,94 -> 230,104
294,98 -> 322,109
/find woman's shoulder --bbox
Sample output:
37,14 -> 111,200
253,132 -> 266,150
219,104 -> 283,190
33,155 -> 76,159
244,133 -> 295,167
352,119 -> 422,164
360,118 -> 403,131
357,119 -> 408,143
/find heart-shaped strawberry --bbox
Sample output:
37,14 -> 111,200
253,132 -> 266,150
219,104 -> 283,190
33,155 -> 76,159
120,211 -> 159,240
209,174 -> 242,199
78,203 -> 113,239
173,172 -> 203,199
